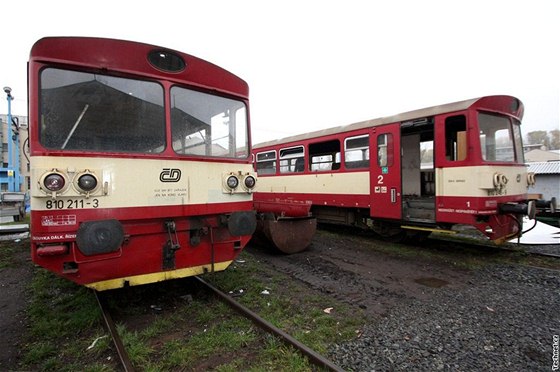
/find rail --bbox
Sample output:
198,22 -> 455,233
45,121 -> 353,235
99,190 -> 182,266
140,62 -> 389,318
94,291 -> 135,372
95,278 -> 344,372
195,276 -> 345,372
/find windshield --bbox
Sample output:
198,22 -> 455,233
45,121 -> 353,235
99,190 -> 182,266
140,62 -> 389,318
478,113 -> 524,163
170,86 -> 248,158
40,68 -> 165,153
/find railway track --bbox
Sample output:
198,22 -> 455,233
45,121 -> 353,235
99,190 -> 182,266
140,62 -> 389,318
195,276 -> 344,372
428,232 -> 560,260
94,278 -> 344,372
525,250 -> 560,259
94,291 -> 135,372
321,223 -> 560,261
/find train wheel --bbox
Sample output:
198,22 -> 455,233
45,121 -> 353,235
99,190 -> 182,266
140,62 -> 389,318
370,222 -> 432,244
371,222 -> 406,242
381,230 -> 408,243
403,230 -> 431,244
380,229 -> 431,244
258,216 -> 317,254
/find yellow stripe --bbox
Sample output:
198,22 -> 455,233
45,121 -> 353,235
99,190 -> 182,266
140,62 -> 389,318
401,225 -> 457,234
86,261 -> 232,291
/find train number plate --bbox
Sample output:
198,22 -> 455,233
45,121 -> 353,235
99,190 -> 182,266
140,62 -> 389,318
45,199 -> 99,210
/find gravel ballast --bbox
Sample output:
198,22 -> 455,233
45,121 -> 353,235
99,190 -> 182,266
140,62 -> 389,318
328,264 -> 559,371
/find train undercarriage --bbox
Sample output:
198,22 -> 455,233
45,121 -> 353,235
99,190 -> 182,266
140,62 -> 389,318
255,199 -> 543,254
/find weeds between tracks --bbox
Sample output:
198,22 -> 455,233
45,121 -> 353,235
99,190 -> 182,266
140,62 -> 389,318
16,244 -> 364,371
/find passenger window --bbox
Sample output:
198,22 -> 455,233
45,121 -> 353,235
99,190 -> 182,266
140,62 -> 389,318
376,134 -> 393,167
279,146 -> 305,173
309,140 -> 341,171
345,135 -> 370,169
256,150 -> 277,175
445,115 -> 467,161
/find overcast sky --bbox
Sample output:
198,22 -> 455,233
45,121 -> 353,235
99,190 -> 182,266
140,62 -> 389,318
2,0 -> 558,144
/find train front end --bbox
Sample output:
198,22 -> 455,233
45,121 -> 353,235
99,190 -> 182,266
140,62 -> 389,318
435,96 -> 536,243
28,37 -> 256,290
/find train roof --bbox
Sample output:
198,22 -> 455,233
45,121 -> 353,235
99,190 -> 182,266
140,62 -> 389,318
254,95 -> 522,149
30,37 -> 249,99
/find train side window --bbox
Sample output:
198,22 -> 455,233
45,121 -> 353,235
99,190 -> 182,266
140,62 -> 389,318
309,140 -> 341,171
256,150 -> 277,175
445,115 -> 467,161
279,146 -> 305,173
345,135 -> 370,169
376,134 -> 393,167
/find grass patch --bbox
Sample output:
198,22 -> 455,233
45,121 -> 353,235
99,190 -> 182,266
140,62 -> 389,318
204,250 -> 366,365
93,248 -> 365,370
28,270 -> 100,339
0,241 -> 17,268
21,268 -> 116,371
0,214 -> 29,268
106,284 -> 263,370
17,240 -> 365,370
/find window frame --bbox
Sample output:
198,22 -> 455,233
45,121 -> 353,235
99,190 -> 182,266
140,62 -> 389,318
255,150 -> 277,175
279,145 -> 305,173
170,85 -> 249,159
39,67 -> 166,154
344,134 -> 370,169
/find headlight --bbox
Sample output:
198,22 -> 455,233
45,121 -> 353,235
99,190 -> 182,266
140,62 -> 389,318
226,175 -> 239,189
44,173 -> 65,192
244,175 -> 256,189
77,174 -> 98,192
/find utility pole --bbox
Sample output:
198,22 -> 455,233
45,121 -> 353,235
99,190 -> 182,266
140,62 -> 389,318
3,86 -> 21,192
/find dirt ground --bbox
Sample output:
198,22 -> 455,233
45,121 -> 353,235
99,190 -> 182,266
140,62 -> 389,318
249,227 -> 474,319
0,237 -> 33,370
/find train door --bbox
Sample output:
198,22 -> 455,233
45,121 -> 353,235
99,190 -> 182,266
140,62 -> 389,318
370,124 -> 401,220
400,118 -> 435,223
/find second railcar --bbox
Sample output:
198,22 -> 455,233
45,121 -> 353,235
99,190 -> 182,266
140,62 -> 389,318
253,95 -> 538,252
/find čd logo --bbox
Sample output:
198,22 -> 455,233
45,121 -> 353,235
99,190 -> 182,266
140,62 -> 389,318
160,168 -> 181,182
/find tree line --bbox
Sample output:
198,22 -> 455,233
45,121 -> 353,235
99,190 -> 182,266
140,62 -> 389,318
525,129 -> 560,150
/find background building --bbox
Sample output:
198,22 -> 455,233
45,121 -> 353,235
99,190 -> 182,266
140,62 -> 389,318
0,113 -> 29,192
528,160 -> 560,202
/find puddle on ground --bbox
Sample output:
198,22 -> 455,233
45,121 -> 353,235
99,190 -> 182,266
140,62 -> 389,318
414,277 -> 449,288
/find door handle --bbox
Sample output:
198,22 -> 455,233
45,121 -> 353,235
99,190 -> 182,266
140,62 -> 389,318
391,188 -> 397,203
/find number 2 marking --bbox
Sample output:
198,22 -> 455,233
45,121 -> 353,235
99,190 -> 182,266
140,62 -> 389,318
377,175 -> 384,184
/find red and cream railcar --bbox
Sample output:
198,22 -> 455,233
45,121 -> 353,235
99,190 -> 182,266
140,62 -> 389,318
28,37 -> 256,290
253,95 -> 536,252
